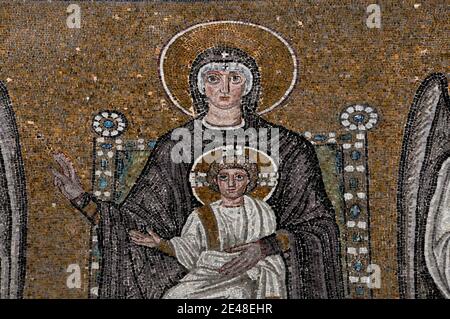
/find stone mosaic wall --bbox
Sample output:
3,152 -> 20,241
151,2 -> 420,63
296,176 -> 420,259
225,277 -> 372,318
0,0 -> 448,299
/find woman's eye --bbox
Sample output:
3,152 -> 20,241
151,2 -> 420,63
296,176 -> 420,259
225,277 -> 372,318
230,75 -> 242,84
218,175 -> 228,181
235,175 -> 245,181
206,75 -> 220,84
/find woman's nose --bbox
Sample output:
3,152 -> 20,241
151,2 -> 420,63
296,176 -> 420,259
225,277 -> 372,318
220,78 -> 230,94
228,177 -> 235,187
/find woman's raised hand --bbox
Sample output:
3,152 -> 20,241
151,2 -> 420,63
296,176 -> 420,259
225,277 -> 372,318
50,152 -> 85,201
129,229 -> 161,248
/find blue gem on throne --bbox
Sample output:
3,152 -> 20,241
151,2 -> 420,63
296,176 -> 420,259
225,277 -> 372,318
353,114 -> 365,123
99,178 -> 108,189
117,159 -> 124,176
313,134 -> 327,142
350,205 -> 361,218
353,260 -> 363,272
103,120 -> 114,128
148,141 -> 156,149
351,150 -> 361,160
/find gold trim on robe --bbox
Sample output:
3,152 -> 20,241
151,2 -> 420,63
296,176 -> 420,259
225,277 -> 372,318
196,204 -> 221,251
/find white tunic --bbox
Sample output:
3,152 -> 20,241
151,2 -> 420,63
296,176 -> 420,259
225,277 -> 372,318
163,195 -> 287,299
425,158 -> 450,298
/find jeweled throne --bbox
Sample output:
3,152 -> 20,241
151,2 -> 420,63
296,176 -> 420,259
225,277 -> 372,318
88,105 -> 379,299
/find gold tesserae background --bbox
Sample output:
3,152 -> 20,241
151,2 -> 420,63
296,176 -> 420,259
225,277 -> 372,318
0,0 -> 448,298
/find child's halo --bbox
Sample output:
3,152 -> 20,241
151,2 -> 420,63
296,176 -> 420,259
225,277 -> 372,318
190,146 -> 278,205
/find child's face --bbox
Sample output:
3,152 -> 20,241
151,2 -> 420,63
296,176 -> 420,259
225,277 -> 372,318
216,168 -> 250,200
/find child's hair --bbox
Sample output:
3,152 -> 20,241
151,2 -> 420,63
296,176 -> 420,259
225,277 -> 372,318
206,157 -> 259,194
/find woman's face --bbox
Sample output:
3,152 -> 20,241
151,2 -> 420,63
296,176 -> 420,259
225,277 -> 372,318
203,70 -> 246,110
216,168 -> 250,200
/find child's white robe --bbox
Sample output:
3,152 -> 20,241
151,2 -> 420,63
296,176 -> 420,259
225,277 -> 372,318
163,195 -> 287,299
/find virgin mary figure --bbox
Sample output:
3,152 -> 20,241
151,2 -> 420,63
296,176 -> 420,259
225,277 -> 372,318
52,21 -> 344,299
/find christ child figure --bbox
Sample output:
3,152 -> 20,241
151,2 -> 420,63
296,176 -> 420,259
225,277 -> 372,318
129,155 -> 287,299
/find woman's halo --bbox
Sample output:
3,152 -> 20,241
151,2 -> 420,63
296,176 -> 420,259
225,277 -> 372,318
159,20 -> 298,117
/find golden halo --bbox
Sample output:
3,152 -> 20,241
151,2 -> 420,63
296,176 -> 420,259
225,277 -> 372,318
190,146 -> 279,205
160,20 -> 298,117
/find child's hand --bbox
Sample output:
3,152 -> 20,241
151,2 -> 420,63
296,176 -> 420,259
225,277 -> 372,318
129,229 -> 161,248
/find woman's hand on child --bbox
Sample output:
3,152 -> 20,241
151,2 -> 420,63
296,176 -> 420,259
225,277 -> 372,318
219,241 -> 263,276
129,229 -> 161,248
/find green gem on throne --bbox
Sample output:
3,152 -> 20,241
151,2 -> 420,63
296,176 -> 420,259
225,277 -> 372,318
349,178 -> 359,189
339,133 -> 352,142
352,233 -> 362,242
92,245 -> 100,257
355,286 -> 365,295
